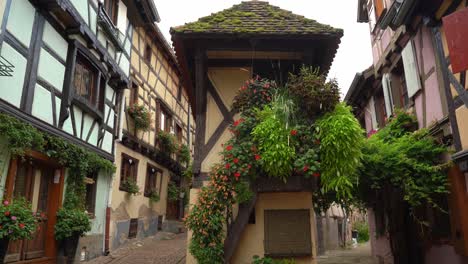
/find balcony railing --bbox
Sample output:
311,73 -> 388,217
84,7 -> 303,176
0,55 -> 14,77
97,3 -> 124,52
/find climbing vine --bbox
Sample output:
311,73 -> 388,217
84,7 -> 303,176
186,67 -> 364,263
0,113 -> 115,240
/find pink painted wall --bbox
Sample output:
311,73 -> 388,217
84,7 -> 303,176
413,27 -> 444,128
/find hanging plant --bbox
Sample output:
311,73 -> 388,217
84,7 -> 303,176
232,76 -> 277,115
167,182 -> 180,201
127,104 -> 151,132
54,208 -> 91,241
148,191 -> 160,203
178,144 -> 191,166
121,178 -> 140,195
158,131 -> 177,155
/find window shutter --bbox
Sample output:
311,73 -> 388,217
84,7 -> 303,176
382,73 -> 393,116
402,41 -> 422,98
369,97 -> 378,130
374,0 -> 385,19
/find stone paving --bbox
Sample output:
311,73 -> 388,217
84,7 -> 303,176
86,232 -> 187,264
317,243 -> 378,264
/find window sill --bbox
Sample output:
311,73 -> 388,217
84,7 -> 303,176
72,97 -> 104,121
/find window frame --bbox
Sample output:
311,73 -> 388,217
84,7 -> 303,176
103,0 -> 119,25
119,153 -> 139,192
144,165 -> 162,197
84,172 -> 98,218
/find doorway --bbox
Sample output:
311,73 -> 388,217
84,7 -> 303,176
4,153 -> 64,263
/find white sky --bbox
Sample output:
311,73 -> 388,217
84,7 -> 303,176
154,0 -> 373,97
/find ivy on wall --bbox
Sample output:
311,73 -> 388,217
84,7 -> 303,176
0,113 -> 115,240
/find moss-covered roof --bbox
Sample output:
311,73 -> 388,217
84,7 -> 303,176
170,1 -> 343,36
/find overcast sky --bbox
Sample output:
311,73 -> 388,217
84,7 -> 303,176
154,0 -> 373,98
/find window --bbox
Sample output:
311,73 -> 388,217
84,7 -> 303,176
144,44 -> 152,64
175,124 -> 183,144
374,93 -> 387,128
159,107 -> 173,133
130,82 -> 139,107
85,172 -> 98,216
128,218 -> 138,239
264,210 -> 312,257
73,55 -> 103,110
119,154 -> 139,191
144,165 -> 161,197
367,0 -> 385,30
103,0 -> 118,25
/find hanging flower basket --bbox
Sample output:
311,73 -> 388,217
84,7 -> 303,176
127,105 -> 151,132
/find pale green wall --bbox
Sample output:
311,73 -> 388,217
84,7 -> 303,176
89,171 -> 112,234
37,48 -> 65,92
89,8 -> 98,35
0,139 -> 11,199
6,0 -> 35,47
32,84 -> 54,125
0,43 -> 27,107
42,22 -> 68,61
82,114 -> 95,143
69,0 -> 89,26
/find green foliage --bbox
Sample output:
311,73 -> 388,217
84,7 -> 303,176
252,256 -> 296,264
158,131 -> 177,155
167,182 -> 180,201
316,103 -> 365,199
178,144 -> 191,166
353,221 -> 369,243
232,77 -> 277,115
54,208 -> 91,240
0,113 -> 115,240
359,112 -> 450,211
148,191 -> 160,203
121,178 -> 140,195
0,198 -> 39,240
252,106 -> 295,181
127,104 -> 151,131
234,181 -> 254,204
288,66 -> 340,117
0,113 -> 45,156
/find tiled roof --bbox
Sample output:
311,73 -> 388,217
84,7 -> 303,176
170,1 -> 343,36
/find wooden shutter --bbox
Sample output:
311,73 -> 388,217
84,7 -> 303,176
402,40 -> 422,98
264,210 -> 312,257
374,0 -> 385,19
369,97 -> 378,130
382,73 -> 394,116
442,7 -> 468,74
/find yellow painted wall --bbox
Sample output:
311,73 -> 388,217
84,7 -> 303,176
456,106 -> 468,150
231,192 -> 317,264
109,143 -> 170,247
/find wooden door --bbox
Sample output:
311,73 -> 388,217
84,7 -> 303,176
4,159 -> 54,263
166,200 -> 180,220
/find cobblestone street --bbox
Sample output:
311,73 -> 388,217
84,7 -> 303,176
317,243 -> 377,264
86,233 -> 187,264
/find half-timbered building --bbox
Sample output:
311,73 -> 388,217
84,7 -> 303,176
171,1 -> 342,263
346,1 -> 468,263
109,14 -> 194,250
0,0 -> 158,262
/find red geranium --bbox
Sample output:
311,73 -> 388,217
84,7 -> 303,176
18,223 -> 25,229
290,130 -> 298,136
313,172 -> 321,177
255,154 -> 261,161
226,145 -> 233,151
303,166 -> 309,172
233,158 -> 239,164
4,211 -> 10,216
225,163 -> 231,169
234,172 -> 241,180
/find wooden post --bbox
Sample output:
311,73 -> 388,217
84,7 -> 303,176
192,47 -> 207,187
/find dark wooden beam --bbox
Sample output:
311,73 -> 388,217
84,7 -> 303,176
193,48 -> 207,177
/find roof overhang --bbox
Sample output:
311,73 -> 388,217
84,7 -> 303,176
171,32 -> 342,115
123,0 -> 160,25
344,66 -> 375,108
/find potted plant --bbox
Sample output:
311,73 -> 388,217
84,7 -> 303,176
148,191 -> 160,203
0,198 -> 39,262
127,105 -> 151,132
121,178 -> 140,195
55,208 -> 91,263
178,144 -> 191,167
157,131 -> 177,156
